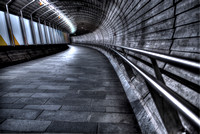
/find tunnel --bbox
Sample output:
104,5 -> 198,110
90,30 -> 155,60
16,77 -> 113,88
0,0 -> 199,133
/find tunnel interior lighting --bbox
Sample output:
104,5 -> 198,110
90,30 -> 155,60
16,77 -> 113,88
39,0 -> 76,33
40,0 -> 48,5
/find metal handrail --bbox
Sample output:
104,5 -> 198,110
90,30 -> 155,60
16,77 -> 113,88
109,45 -> 200,71
77,43 -> 200,128
108,46 -> 200,128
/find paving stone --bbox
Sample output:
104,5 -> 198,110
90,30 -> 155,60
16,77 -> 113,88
24,105 -> 61,110
69,85 -> 94,90
0,76 -> 17,80
45,98 -> 91,106
31,93 -> 67,98
91,99 -> 130,107
103,90 -> 125,95
0,119 -> 51,132
106,95 -> 127,100
18,89 -> 46,93
37,110 -> 90,122
3,93 -> 33,97
46,121 -> 97,133
0,97 -> 19,104
0,104 -> 25,109
88,112 -> 135,124
61,105 -> 106,112
37,85 -> 70,90
106,107 -> 133,114
78,90 -> 107,96
1,88 -> 20,92
0,109 -> 41,120
44,90 -> 77,94
77,94 -> 106,99
98,123 -> 141,133
7,85 -> 38,89
15,98 -> 48,105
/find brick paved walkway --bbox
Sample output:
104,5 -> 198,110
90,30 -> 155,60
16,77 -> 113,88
0,45 -> 141,133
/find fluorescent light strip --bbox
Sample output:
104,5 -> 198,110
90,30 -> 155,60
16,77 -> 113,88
40,0 -> 76,33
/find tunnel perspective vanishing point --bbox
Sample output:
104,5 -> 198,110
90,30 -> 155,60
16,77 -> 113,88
0,0 -> 199,134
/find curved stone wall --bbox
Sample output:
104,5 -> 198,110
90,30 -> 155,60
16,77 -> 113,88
72,0 -> 199,133
73,0 -> 199,59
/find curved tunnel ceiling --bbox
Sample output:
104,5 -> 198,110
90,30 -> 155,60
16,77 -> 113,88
0,0 -> 199,54
0,0 -> 110,35
54,0 -> 108,35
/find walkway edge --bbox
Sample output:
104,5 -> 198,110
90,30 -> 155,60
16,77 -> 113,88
75,44 -> 168,134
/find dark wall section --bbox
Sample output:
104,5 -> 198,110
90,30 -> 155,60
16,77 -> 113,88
0,44 -> 69,68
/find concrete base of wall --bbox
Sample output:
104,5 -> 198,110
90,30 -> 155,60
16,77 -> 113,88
0,44 -> 69,68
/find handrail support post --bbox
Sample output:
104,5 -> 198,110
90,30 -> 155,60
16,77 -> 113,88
5,0 -> 15,46
148,58 -> 184,133
20,0 -> 35,45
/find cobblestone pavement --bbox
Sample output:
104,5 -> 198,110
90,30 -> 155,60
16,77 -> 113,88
0,45 -> 141,133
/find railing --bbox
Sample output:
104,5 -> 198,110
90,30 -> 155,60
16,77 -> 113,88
108,45 -> 200,73
77,43 -> 200,129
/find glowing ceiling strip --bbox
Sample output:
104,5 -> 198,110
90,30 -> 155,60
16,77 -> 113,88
40,0 -> 76,33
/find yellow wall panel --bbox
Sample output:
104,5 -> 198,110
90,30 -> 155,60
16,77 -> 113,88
0,35 -> 7,46
14,35 -> 20,45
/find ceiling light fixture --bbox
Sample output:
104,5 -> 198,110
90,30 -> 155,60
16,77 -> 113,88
39,0 -> 76,33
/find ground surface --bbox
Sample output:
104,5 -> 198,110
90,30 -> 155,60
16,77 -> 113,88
0,45 -> 141,133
